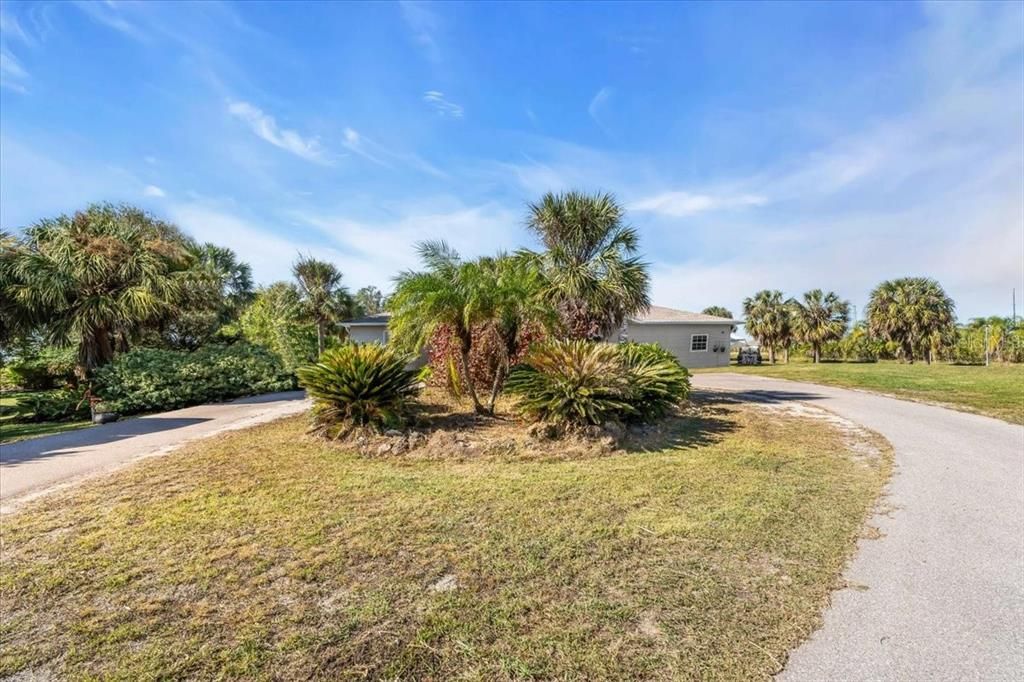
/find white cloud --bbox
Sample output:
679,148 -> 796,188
0,50 -> 27,92
400,1 -> 441,63
73,0 -> 148,42
0,10 -> 34,46
588,86 -> 613,132
630,191 -> 766,217
423,90 -> 464,119
143,185 -> 166,198
341,127 -> 448,178
226,100 -> 328,164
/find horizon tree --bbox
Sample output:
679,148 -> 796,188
742,290 -> 791,364
0,203 -> 192,376
354,285 -> 386,316
789,289 -> 850,363
520,191 -> 650,340
866,277 -> 955,364
292,255 -> 354,356
701,305 -> 734,320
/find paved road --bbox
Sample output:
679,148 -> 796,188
693,373 -> 1024,681
0,391 -> 309,513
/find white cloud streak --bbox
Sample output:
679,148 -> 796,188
630,191 -> 767,217
423,90 -> 464,119
400,1 -> 441,63
143,185 -> 166,198
227,100 -> 329,164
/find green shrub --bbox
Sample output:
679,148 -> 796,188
618,342 -> 691,421
13,388 -> 90,423
93,344 -> 293,415
6,347 -> 77,390
296,343 -> 420,437
506,340 -> 691,428
505,340 -> 634,427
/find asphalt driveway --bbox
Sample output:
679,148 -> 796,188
0,391 -> 309,513
693,373 -> 1024,681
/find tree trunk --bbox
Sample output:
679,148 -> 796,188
813,344 -> 820,363
486,363 -> 505,415
768,345 -> 776,364
784,346 -> 790,364
316,321 -> 325,357
459,344 -> 485,415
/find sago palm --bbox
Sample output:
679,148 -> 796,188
1,204 -> 191,376
520,191 -> 650,340
742,290 -> 791,364
866,277 -> 955,363
789,289 -> 850,363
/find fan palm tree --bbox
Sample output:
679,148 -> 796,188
0,204 -> 191,376
742,290 -> 791,364
789,289 -> 850,363
520,191 -> 650,340
292,255 -> 353,356
866,277 -> 955,363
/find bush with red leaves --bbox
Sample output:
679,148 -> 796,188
427,322 -> 546,398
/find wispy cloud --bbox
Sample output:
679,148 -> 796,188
400,1 -> 441,63
143,185 -> 166,198
588,86 -> 613,133
0,50 -> 28,93
342,127 -> 448,178
227,100 -> 328,164
73,1 -> 148,42
630,191 -> 767,217
423,90 -> 464,119
0,10 -> 35,46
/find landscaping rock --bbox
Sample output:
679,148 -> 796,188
376,442 -> 393,456
430,573 -> 459,592
384,429 -> 404,438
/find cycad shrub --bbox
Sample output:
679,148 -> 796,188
505,340 -> 634,427
618,343 -> 691,421
507,340 -> 690,428
296,343 -> 420,437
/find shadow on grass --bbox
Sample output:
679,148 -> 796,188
621,394 -> 740,453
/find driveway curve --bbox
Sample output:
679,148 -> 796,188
693,373 -> 1024,681
1,391 -> 309,514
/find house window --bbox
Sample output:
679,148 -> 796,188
690,334 -> 709,352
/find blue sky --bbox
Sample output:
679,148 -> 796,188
2,1 -> 1022,321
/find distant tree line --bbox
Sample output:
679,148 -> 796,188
741,277 -> 1020,364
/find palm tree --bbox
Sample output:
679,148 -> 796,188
701,305 -> 734,319
742,290 -> 791,364
521,191 -> 650,340
0,204 -> 191,376
390,241 -> 492,413
354,285 -> 386,315
866,277 -> 955,363
292,255 -> 353,356
789,289 -> 850,363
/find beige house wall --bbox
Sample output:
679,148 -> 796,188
622,322 -> 733,369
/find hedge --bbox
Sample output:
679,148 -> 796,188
93,344 -> 294,415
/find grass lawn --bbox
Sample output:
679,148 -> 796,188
698,361 -> 1024,425
0,390 -> 92,444
0,399 -> 889,680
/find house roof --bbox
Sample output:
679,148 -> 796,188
629,305 -> 740,324
341,313 -> 391,327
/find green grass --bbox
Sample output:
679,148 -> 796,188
0,390 -> 92,444
698,361 -> 1024,424
0,401 -> 889,680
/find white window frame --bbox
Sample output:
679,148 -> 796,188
690,333 -> 709,352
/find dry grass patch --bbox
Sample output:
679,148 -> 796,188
0,395 -> 890,680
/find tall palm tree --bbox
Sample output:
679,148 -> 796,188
866,277 -> 955,364
0,204 -> 191,376
292,255 -> 352,356
790,289 -> 850,363
521,191 -> 650,340
390,241 -> 490,413
742,290 -> 791,364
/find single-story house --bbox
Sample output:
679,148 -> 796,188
340,313 -> 428,368
342,313 -> 392,345
618,305 -> 740,369
342,305 -> 740,370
